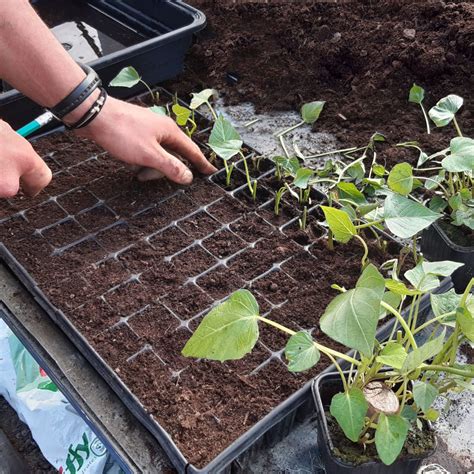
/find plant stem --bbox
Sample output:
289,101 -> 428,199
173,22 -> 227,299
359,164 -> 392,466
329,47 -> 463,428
460,278 -> 474,307
206,101 -> 218,122
452,117 -> 463,137
276,120 -> 305,137
140,79 -> 156,104
241,153 -> 256,199
399,378 -> 409,412
223,159 -> 233,186
279,134 -> 291,159
325,352 -> 349,392
244,118 -> 260,128
380,302 -> 418,349
413,311 -> 457,335
412,236 -> 418,263
304,146 -> 360,159
420,364 -> 474,378
256,316 -> 361,366
355,220 -> 384,230
420,104 -> 431,135
354,234 -> 369,268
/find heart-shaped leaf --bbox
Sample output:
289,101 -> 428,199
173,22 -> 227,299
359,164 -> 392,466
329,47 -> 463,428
412,381 -> 438,412
388,163 -> 414,196
404,262 -> 440,292
182,289 -> 259,361
422,260 -> 464,277
457,307 -> 474,342
330,388 -> 368,442
190,89 -> 217,110
402,330 -> 446,373
172,104 -> 192,126
272,156 -> 301,176
409,84 -> 425,104
442,137 -> 474,172
376,342 -> 407,370
320,264 -> 385,356
429,94 -> 463,127
337,182 -> 367,206
375,414 -> 409,465
285,331 -> 320,372
208,115 -> 243,161
384,194 -> 441,239
109,66 -> 141,88
293,168 -> 314,189
301,101 -> 325,124
320,206 -> 356,243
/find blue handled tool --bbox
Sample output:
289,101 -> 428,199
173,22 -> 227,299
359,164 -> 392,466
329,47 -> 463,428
16,111 -> 55,138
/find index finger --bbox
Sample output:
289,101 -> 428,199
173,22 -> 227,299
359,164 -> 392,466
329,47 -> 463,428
161,121 -> 217,175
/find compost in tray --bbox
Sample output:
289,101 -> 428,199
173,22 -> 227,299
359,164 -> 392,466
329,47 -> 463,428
0,122 -> 414,467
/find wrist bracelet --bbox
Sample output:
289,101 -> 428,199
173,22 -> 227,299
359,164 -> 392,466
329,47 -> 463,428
48,63 -> 101,120
66,88 -> 108,130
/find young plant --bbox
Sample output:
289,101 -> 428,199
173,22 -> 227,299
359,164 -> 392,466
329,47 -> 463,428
208,115 -> 257,198
408,84 -> 430,134
182,263 -> 474,467
190,89 -> 218,121
171,103 -> 197,138
428,94 -> 464,137
109,66 -> 158,105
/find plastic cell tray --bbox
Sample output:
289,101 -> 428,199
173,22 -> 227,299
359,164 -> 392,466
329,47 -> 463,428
0,89 -> 453,473
0,0 -> 206,129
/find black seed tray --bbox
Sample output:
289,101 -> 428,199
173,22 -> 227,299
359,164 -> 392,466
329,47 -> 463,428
0,89 -> 453,473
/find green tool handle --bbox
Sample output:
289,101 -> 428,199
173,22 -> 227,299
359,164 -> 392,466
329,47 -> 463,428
16,111 -> 55,138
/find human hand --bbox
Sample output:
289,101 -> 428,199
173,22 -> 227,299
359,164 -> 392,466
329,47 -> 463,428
76,97 -> 217,184
0,120 -> 52,198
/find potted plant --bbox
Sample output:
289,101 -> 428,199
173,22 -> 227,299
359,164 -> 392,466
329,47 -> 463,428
182,261 -> 474,471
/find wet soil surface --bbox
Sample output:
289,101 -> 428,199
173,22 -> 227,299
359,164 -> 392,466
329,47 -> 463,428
0,396 -> 55,473
171,0 -> 474,165
0,127 -> 410,467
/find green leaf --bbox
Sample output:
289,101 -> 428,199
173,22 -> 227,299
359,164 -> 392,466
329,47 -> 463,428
422,260 -> 464,277
405,262 -> 440,292
376,342 -> 407,370
385,279 -> 421,296
409,84 -> 425,104
424,172 -> 445,191
272,156 -> 301,176
320,206 -> 356,244
293,168 -> 313,189
208,115 -> 243,161
442,137 -> 474,172
430,289 -> 461,318
109,66 -> 141,88
401,405 -> 418,423
429,94 -> 464,127
425,408 -> 440,421
375,414 -> 409,465
330,388 -> 368,442
373,164 -> 386,177
417,151 -> 430,167
429,196 -> 448,213
402,330 -> 446,373
285,331 -> 320,372
149,105 -> 167,116
172,104 -> 192,126
182,289 -> 259,362
379,291 -> 402,319
413,381 -> 439,412
190,89 -> 216,110
388,163 -> 414,196
337,182 -> 367,206
320,264 -> 385,356
301,101 -> 325,124
457,307 -> 474,342
384,194 -> 441,239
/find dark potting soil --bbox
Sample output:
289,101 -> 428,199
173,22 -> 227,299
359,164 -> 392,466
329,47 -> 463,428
438,217 -> 474,248
172,0 -> 474,166
326,412 -> 436,466
0,130 -> 412,468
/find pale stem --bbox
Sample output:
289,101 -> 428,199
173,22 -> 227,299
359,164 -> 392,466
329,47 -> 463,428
279,134 -> 291,159
276,120 -> 305,137
206,101 -> 218,122
413,311 -> 457,335
380,302 -> 418,349
420,364 -> 474,378
304,146 -> 360,159
140,79 -> 156,104
452,117 -> 463,137
354,234 -> 369,268
420,104 -> 431,135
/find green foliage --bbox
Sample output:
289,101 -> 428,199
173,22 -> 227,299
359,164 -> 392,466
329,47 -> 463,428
330,388 -> 368,442
301,101 -> 326,124
442,137 -> 474,172
402,330 -> 446,373
285,331 -> 320,372
293,168 -> 313,189
182,290 -> 259,362
375,414 -> 409,466
320,264 -> 385,356
376,342 -> 407,370
190,89 -> 216,110
457,307 -> 474,342
320,206 -> 356,243
387,163 -> 413,196
149,105 -> 167,116
408,84 -> 425,104
208,115 -> 243,160
412,382 -> 439,413
429,94 -> 463,127
384,194 -> 441,239
109,66 -> 141,88
172,104 -> 192,126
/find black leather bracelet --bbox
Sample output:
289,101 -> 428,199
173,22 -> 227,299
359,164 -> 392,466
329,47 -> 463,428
65,88 -> 108,130
48,63 -> 101,120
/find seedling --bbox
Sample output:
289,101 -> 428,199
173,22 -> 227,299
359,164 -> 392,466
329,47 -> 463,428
171,103 -> 197,138
409,84 -> 430,134
208,115 -> 257,198
428,94 -> 464,137
109,66 -> 158,105
190,89 -> 218,121
182,263 -> 474,467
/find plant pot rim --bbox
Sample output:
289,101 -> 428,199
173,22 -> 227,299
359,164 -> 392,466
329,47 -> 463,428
312,370 -> 438,469
428,221 -> 474,253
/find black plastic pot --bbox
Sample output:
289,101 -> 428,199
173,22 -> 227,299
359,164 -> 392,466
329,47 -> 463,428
421,222 -> 474,293
312,371 -> 437,474
0,0 -> 205,129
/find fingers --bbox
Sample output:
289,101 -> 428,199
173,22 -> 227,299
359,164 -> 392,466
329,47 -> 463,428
160,119 -> 217,175
142,144 -> 194,185
0,169 -> 20,198
136,167 -> 164,182
21,154 -> 52,197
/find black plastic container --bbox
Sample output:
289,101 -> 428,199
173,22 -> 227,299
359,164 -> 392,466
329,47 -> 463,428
312,371 -> 437,474
421,222 -> 474,293
0,0 -> 206,129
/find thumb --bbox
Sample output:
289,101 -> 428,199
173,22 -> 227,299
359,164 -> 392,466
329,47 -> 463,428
20,154 -> 52,197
